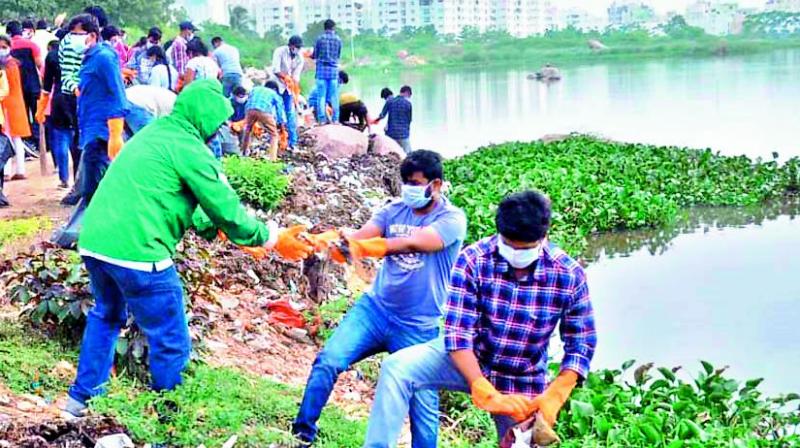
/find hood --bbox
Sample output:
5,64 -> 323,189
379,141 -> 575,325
171,79 -> 233,141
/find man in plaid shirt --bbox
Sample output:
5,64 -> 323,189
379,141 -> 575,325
311,19 -> 342,124
363,191 -> 597,447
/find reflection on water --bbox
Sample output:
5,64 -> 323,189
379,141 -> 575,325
352,49 -> 800,160
584,199 -> 800,395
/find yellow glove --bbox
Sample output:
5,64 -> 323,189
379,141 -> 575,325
35,92 -> 50,124
470,377 -> 533,423
527,370 -> 579,427
273,225 -> 314,261
330,237 -> 388,264
107,118 -> 125,160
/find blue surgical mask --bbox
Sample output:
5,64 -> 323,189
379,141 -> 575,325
401,182 -> 433,210
497,238 -> 541,269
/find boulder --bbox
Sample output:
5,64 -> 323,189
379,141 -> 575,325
588,39 -> 609,51
305,125 -> 368,159
370,134 -> 405,158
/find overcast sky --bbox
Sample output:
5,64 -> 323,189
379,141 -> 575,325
558,0 -> 767,16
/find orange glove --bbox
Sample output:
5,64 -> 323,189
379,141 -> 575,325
330,237 -> 388,263
471,377 -> 534,422
219,230 -> 270,260
306,230 -> 342,252
122,68 -> 137,84
526,370 -> 579,427
230,119 -> 246,133
107,118 -> 125,160
273,225 -> 314,261
369,117 -> 380,125
35,92 -> 50,124
279,126 -> 289,151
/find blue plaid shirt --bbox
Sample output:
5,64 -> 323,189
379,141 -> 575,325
379,96 -> 412,140
313,30 -> 342,80
445,235 -> 597,397
245,87 -> 287,125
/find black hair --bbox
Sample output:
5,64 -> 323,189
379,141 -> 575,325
68,14 -> 99,35
36,19 -> 48,30
187,38 -> 208,57
146,45 -> 168,65
133,36 -> 147,48
83,6 -> 108,28
338,70 -> 349,84
148,27 -> 162,40
21,20 -> 34,30
380,87 -> 393,99
400,150 -> 443,183
496,191 -> 552,243
288,35 -> 303,47
211,36 -> 222,45
265,80 -> 279,91
324,19 -> 336,30
233,86 -> 247,96
101,25 -> 120,41
400,85 -> 412,95
55,28 -> 69,39
47,39 -> 59,51
5,21 -> 21,37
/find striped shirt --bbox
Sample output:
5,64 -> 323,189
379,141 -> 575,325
444,235 -> 597,397
58,33 -> 84,95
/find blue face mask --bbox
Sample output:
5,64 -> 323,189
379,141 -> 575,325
401,182 -> 433,210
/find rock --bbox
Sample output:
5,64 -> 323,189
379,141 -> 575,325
588,39 -> 608,51
305,126 -> 368,159
94,434 -> 134,448
370,135 -> 405,158
221,435 -> 238,448
51,361 -> 76,380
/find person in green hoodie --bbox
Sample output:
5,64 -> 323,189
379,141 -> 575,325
62,79 -> 314,418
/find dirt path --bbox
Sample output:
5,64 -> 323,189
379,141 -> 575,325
2,160 -> 71,222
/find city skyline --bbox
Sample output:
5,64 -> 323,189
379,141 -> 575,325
559,0 -> 766,16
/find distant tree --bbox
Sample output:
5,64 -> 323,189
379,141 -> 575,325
263,25 -> 284,47
0,0 -> 176,28
660,15 -> 706,38
228,5 -> 254,34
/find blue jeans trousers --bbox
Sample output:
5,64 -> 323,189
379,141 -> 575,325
280,89 -> 298,147
363,338 -> 516,447
78,139 -> 110,204
315,78 -> 339,123
293,295 -> 440,447
68,257 -> 191,405
221,73 -> 243,98
125,103 -> 155,137
50,127 -> 75,184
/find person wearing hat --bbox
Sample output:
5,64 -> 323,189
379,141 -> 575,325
271,35 -> 304,150
169,21 -> 195,81
211,36 -> 243,98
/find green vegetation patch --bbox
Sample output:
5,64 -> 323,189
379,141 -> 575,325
0,216 -> 50,248
444,136 -> 799,254
222,156 -> 289,211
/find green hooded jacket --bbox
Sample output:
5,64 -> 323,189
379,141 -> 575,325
78,79 -> 270,262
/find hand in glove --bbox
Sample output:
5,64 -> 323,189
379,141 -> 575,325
526,370 -> 579,427
471,377 -> 533,423
35,93 -> 50,124
273,225 -> 314,261
305,230 -> 342,252
330,237 -> 387,264
107,118 -> 125,160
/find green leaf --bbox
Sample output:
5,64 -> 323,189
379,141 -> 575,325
570,400 -> 594,419
658,367 -> 677,382
700,360 -> 714,375
621,359 -> 636,371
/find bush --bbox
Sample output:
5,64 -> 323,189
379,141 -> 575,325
222,156 -> 289,211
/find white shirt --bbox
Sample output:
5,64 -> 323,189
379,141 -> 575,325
32,29 -> 56,63
126,85 -> 177,118
186,56 -> 220,81
271,46 -> 304,94
148,64 -> 179,91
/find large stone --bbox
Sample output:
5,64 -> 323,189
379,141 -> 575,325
370,134 -> 405,158
305,125 -> 368,159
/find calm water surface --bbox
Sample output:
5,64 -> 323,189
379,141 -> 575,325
352,49 -> 800,160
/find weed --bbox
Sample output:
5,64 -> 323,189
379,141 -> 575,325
222,156 -> 289,211
0,216 -> 50,248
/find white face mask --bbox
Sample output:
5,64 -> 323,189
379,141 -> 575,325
498,237 -> 541,269
234,96 -> 248,104
68,33 -> 91,54
0,48 -> 10,58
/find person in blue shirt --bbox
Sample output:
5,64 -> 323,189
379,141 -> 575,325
292,150 -> 468,447
241,80 -> 286,160
375,85 -> 413,154
311,19 -> 342,125
72,13 -> 128,204
229,85 -> 247,122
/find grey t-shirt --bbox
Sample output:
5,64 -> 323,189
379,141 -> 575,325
212,43 -> 243,76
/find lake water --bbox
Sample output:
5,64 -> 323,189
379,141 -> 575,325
354,52 -> 800,394
352,49 -> 800,160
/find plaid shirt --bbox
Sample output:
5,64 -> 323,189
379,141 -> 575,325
445,236 -> 597,397
312,30 -> 341,80
245,86 -> 287,125
168,36 -> 189,75
379,96 -> 412,140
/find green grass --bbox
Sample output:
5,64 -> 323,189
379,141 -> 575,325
0,216 -> 50,248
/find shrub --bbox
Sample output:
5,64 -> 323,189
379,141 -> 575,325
222,156 -> 289,211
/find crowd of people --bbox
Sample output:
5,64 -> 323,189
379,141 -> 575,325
0,6 -> 597,447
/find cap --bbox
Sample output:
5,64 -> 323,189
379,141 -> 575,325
179,21 -> 196,31
289,35 -> 303,47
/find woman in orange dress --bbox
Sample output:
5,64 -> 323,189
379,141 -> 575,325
0,35 -> 31,180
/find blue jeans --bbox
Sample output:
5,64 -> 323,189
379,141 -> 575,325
315,78 -> 339,123
293,295 -> 440,447
125,103 -> 155,137
392,137 -> 412,154
51,127 -> 75,184
68,257 -> 190,405
364,338 -> 516,447
280,89 -> 298,147
221,73 -> 242,98
78,139 -> 110,204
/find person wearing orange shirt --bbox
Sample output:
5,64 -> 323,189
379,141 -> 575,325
0,35 -> 32,181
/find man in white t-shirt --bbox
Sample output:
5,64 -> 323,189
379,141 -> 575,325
125,85 -> 177,136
